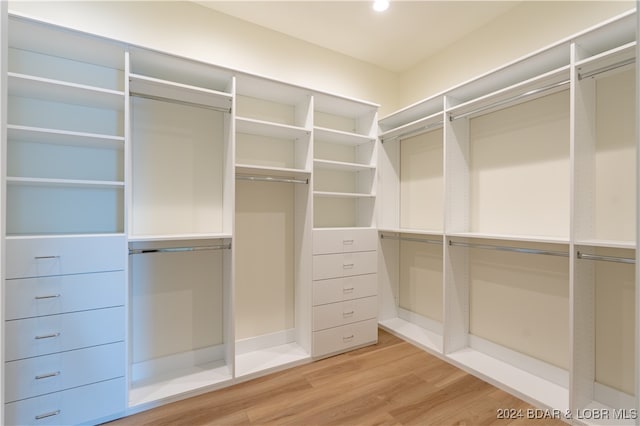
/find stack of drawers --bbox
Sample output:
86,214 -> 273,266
4,235 -> 126,425
311,229 -> 378,358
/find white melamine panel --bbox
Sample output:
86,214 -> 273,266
312,318 -> 378,358
235,180 -> 295,339
236,132 -> 296,170
399,240 -> 443,322
130,245 -> 224,363
236,95 -> 297,127
6,184 -> 124,235
313,196 -> 375,229
5,270 -> 125,320
593,248 -> 636,396
5,306 -> 125,361
5,377 -> 125,426
313,168 -> 374,195
400,129 -> 443,232
5,341 -> 125,402
5,235 -> 125,279
594,68 -> 636,243
131,97 -> 224,237
312,274 -> 377,306
312,228 -> 377,255
312,296 -> 377,331
467,244 -> 570,369
469,90 -> 570,238
312,251 -> 377,281
314,110 -> 356,134
8,96 -> 122,136
8,47 -> 123,91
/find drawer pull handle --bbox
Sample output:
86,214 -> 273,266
343,239 -> 354,245
34,255 -> 60,260
35,371 -> 60,380
343,263 -> 354,269
35,294 -> 61,300
343,287 -> 355,293
343,310 -> 355,316
35,332 -> 60,340
343,335 -> 355,342
35,410 -> 61,420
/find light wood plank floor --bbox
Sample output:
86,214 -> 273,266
107,329 -> 565,425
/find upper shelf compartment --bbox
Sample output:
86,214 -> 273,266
314,92 -> 378,138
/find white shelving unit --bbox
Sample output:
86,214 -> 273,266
378,9 -> 638,423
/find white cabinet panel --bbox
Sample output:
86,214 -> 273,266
312,319 -> 378,358
5,306 -> 125,361
312,296 -> 377,331
5,271 -> 125,320
5,235 -> 125,279
312,228 -> 377,254
312,251 -> 377,280
5,377 -> 125,426
312,274 -> 377,306
5,342 -> 125,402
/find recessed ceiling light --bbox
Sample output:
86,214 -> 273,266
373,0 -> 389,12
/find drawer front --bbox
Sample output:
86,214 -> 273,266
5,342 -> 125,402
312,318 -> 378,358
313,296 -> 378,331
5,377 -> 125,426
6,307 -> 125,361
312,251 -> 377,281
6,271 -> 125,320
313,228 -> 378,255
6,235 -> 126,279
313,274 -> 377,306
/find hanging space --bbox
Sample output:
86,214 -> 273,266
572,15 -> 637,422
378,97 -> 445,354
233,75 -> 312,378
127,47 -> 235,407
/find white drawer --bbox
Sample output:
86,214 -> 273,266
5,377 -> 125,426
6,306 -> 125,361
313,228 -> 377,255
5,342 -> 125,403
6,235 -> 126,279
6,271 -> 125,320
312,251 -> 377,280
312,318 -> 378,358
313,274 -> 377,306
313,296 -> 378,331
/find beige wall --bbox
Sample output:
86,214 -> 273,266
398,1 -> 634,109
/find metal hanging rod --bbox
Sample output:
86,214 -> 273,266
448,240 -> 569,258
576,251 -> 635,265
236,175 -> 309,185
578,57 -> 636,80
381,120 -> 443,144
449,79 -> 570,122
130,91 -> 232,113
380,234 -> 443,245
129,243 -> 231,255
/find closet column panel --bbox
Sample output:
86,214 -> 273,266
0,2 -> 6,423
443,108 -> 469,354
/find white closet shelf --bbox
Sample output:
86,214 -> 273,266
313,159 -> 374,173
236,116 -> 310,140
575,41 -> 636,80
378,227 -> 444,237
7,125 -> 124,149
128,233 -> 232,243
379,111 -> 443,143
447,66 -> 570,121
574,239 -> 635,249
314,126 -> 375,146
314,92 -> 378,120
5,232 -> 127,240
129,360 -> 232,408
313,191 -> 375,199
6,176 -> 125,188
236,164 -> 310,179
8,72 -> 125,110
129,73 -> 232,111
446,232 -> 570,246
379,96 -> 443,134
447,346 -> 570,414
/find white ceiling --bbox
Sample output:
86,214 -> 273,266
194,1 -> 521,72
